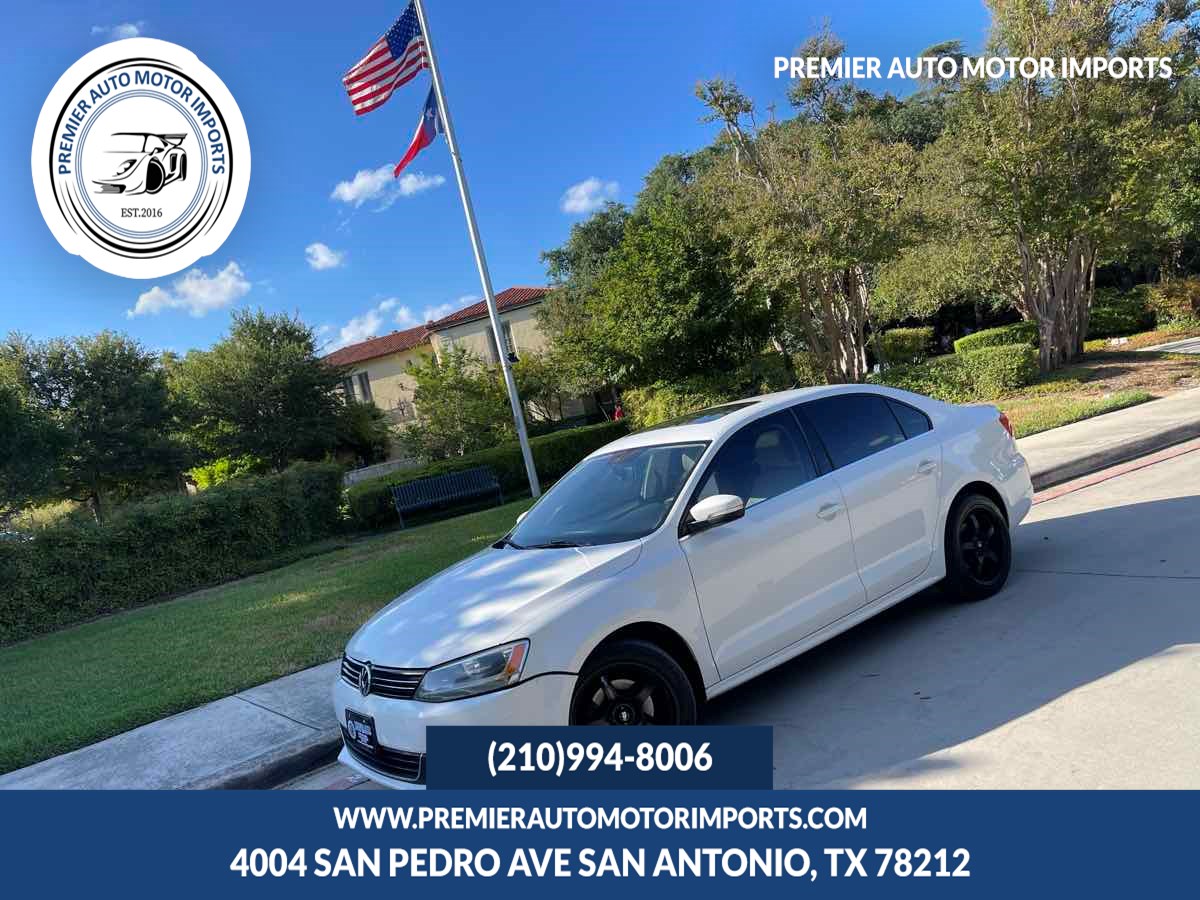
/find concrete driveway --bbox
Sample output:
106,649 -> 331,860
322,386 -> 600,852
287,447 -> 1200,790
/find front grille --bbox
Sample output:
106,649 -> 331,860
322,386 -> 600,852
341,728 -> 426,783
340,654 -> 425,700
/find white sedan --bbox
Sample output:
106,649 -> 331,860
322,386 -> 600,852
334,385 -> 1032,787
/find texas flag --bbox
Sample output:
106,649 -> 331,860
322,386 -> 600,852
394,87 -> 443,177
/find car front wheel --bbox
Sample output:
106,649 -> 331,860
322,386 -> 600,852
944,493 -> 1012,602
569,639 -> 697,725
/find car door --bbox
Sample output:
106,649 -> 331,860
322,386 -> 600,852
798,393 -> 940,604
679,410 -> 866,678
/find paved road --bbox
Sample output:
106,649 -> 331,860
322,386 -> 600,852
286,447 -> 1200,790
1139,335 -> 1200,354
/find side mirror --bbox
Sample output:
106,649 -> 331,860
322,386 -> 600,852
516,511 -> 529,525
683,494 -> 745,535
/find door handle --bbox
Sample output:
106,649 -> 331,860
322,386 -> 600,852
817,502 -> 842,521
917,459 -> 938,476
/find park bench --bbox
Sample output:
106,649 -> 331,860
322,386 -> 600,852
390,466 -> 504,528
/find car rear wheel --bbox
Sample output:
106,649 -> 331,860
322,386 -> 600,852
943,493 -> 1011,602
569,639 -> 697,725
145,161 -> 164,194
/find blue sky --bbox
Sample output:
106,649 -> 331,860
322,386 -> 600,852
2,1 -> 990,355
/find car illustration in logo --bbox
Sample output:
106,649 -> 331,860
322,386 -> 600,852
93,132 -> 187,195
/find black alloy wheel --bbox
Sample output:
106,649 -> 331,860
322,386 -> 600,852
569,639 -> 697,725
944,493 -> 1011,602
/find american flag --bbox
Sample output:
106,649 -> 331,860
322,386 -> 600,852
343,3 -> 430,116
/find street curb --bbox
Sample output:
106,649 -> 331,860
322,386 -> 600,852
1028,420 -> 1200,491
180,728 -> 343,791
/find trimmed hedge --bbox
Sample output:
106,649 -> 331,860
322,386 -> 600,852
346,421 -> 630,529
1147,277 -> 1200,324
0,462 -> 344,645
879,327 -> 933,365
872,343 -> 1038,404
954,321 -> 1039,354
1088,286 -> 1154,339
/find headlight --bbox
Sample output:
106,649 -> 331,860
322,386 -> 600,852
414,640 -> 529,702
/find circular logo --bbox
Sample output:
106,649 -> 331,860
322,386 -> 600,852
358,661 -> 373,698
31,38 -> 250,279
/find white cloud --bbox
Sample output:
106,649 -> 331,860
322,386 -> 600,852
560,177 -> 619,214
330,165 -> 445,210
127,261 -> 250,318
326,296 -> 471,350
91,22 -> 143,40
329,307 -> 386,351
304,242 -> 345,270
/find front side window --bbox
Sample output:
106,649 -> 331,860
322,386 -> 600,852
693,411 -> 816,509
802,394 -> 906,468
508,442 -> 707,547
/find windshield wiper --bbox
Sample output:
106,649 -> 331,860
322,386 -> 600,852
524,540 -> 583,549
492,535 -> 525,550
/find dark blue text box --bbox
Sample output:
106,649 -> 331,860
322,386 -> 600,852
425,726 -> 772,789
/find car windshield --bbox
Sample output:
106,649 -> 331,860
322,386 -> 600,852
506,442 -> 708,548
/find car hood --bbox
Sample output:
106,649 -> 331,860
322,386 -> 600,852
346,541 -> 642,669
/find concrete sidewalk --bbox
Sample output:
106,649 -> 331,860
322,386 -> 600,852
0,662 -> 342,789
2,386 -> 1199,790
1018,385 -> 1200,489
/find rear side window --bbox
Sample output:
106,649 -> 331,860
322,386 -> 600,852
887,399 -> 932,439
802,394 -> 906,468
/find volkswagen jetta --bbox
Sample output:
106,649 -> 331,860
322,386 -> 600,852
334,384 -> 1032,787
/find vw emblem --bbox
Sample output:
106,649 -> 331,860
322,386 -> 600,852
358,661 -> 372,698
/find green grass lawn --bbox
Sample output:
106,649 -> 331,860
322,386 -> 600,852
0,498 -> 533,774
1001,346 -> 1200,438
1006,389 -> 1152,438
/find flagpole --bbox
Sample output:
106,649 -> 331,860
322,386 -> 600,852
410,0 -> 541,499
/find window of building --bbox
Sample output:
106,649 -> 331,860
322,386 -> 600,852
502,321 -> 517,359
356,372 -> 373,403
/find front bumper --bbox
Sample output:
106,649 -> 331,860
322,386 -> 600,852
333,671 -> 576,790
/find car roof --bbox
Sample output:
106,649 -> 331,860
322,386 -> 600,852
594,383 -> 952,455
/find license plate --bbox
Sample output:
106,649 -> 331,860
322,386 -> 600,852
345,709 -> 377,751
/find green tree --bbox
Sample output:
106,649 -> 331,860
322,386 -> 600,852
513,351 -> 569,422
396,347 -> 512,461
537,202 -> 631,395
2,332 -> 188,522
335,401 -> 394,466
586,191 -> 775,385
943,0 -> 1197,370
698,37 -> 920,382
0,356 -> 63,520
169,310 -> 346,470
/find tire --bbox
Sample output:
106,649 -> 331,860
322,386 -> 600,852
145,161 -> 164,194
179,155 -> 187,182
943,493 -> 1011,602
569,639 -> 697,725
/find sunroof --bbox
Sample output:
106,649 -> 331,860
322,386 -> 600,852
639,400 -> 760,431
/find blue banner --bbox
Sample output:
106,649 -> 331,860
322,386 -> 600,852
1,790 -> 1194,896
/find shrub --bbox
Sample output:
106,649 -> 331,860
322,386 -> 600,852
878,327 -> 933,366
872,344 -> 1038,404
1147,277 -> 1200,324
189,454 -> 266,490
0,462 -> 344,645
953,321 -> 1039,354
622,353 -> 798,430
1087,286 -> 1154,339
346,421 -> 630,529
